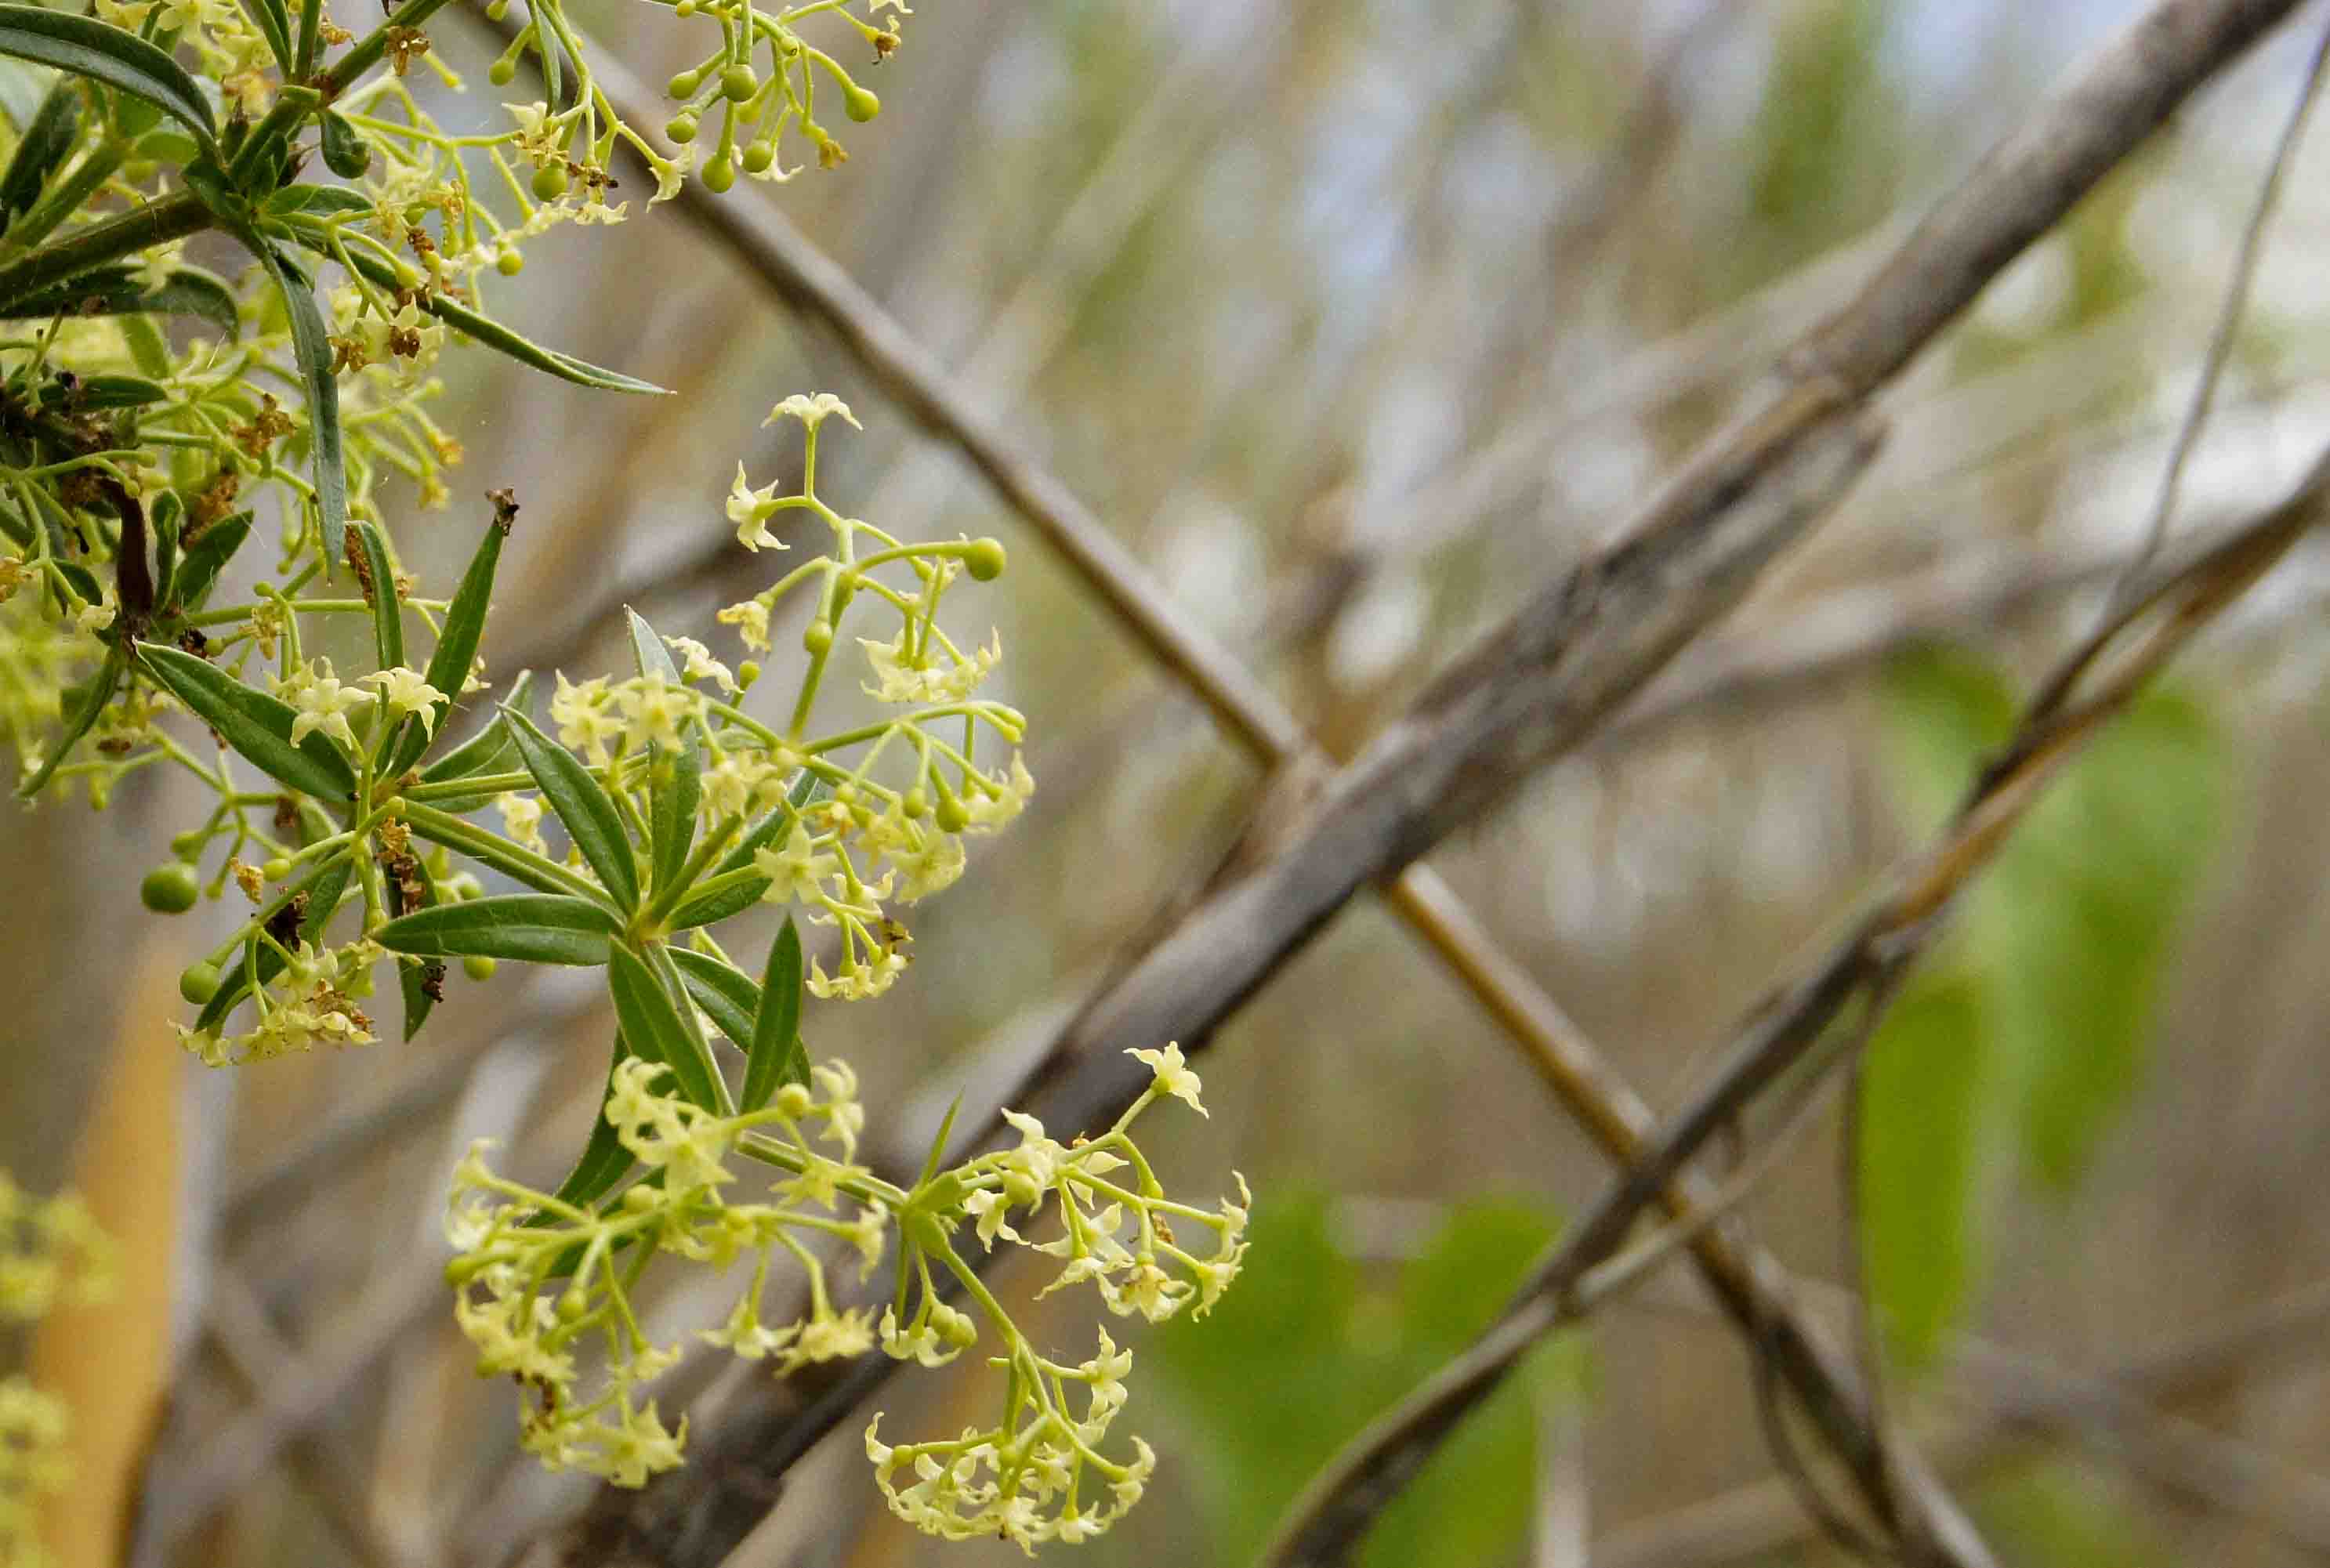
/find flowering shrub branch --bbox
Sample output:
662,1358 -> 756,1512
0,0 -> 1250,1541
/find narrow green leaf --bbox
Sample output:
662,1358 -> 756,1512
647,741 -> 699,903
397,801 -> 608,903
0,5 -> 215,156
121,311 -> 169,377
373,893 -> 619,965
0,262 -> 241,339
247,236 -> 345,569
38,371 -> 167,410
13,645 -> 118,800
502,704 -> 639,913
167,508 -> 249,612
745,917 -> 806,1109
264,183 -> 371,220
348,519 -> 402,672
667,946 -> 758,1048
385,855 -> 437,1042
624,607 -> 681,683
386,511 -> 506,777
544,1033 -> 636,1211
417,669 -> 531,783
135,639 -> 356,799
647,942 -> 734,1114
606,944 -> 727,1114
0,78 -> 80,228
293,232 -> 669,394
243,0 -> 292,76
1857,970 -> 2000,1373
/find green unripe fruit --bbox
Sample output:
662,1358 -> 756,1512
496,248 -> 524,277
666,68 -> 701,99
962,537 -> 1007,581
842,83 -> 880,122
121,158 -> 158,183
262,857 -> 292,882
901,787 -> 928,820
622,1184 -> 659,1212
179,961 -> 222,1005
169,828 -> 208,858
556,1287 -> 588,1321
935,795 -> 969,834
666,112 -> 699,145
487,57 -> 516,85
737,660 -> 763,690
448,872 -> 484,901
703,155 -> 736,194
803,618 -> 833,655
141,862 -> 201,914
719,63 -> 758,102
462,954 -> 498,982
531,162 -> 569,202
740,141 -> 775,175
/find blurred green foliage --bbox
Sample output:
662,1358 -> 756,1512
1126,1189 -> 1578,1568
1979,1461 -> 2169,1566
1859,646 -> 2227,1368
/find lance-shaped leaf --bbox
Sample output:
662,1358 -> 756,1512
0,5 -> 216,158
136,640 -> 356,800
384,856 -> 438,1042
543,1033 -> 636,1212
386,512 -> 506,777
624,607 -> 681,683
606,944 -> 728,1114
502,704 -> 640,913
623,610 -> 701,898
0,77 -> 78,228
398,802 -> 608,903
665,770 -> 828,930
348,519 -> 402,672
373,893 -> 620,966
746,916 -> 808,1109
666,946 -> 758,1048
0,263 -> 241,339
245,234 -> 346,568
167,509 -> 250,613
13,645 -> 119,800
303,232 -> 670,395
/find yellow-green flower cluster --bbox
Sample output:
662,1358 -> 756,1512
443,1058 -> 886,1486
0,1175 -> 113,1568
441,1046 -> 1248,1550
172,938 -> 383,1067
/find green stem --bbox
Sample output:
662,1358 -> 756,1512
0,189 -> 212,308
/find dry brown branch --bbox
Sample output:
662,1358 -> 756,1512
1259,444 -> 2330,1566
1600,1275 -> 2330,1568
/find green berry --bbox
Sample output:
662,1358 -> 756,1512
496,248 -> 524,277
261,857 -> 292,882
462,954 -> 498,982
740,141 -> 775,175
531,162 -> 569,202
842,83 -> 880,123
962,537 -> 1007,581
141,862 -> 201,914
666,111 -> 699,145
487,58 -> 516,85
704,155 -> 736,193
737,660 -> 762,690
169,828 -> 208,859
719,63 -> 758,103
803,618 -> 833,656
901,787 -> 928,820
666,68 -> 701,99
935,795 -> 969,834
556,1287 -> 589,1321
622,1184 -> 659,1212
179,961 -> 222,1005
